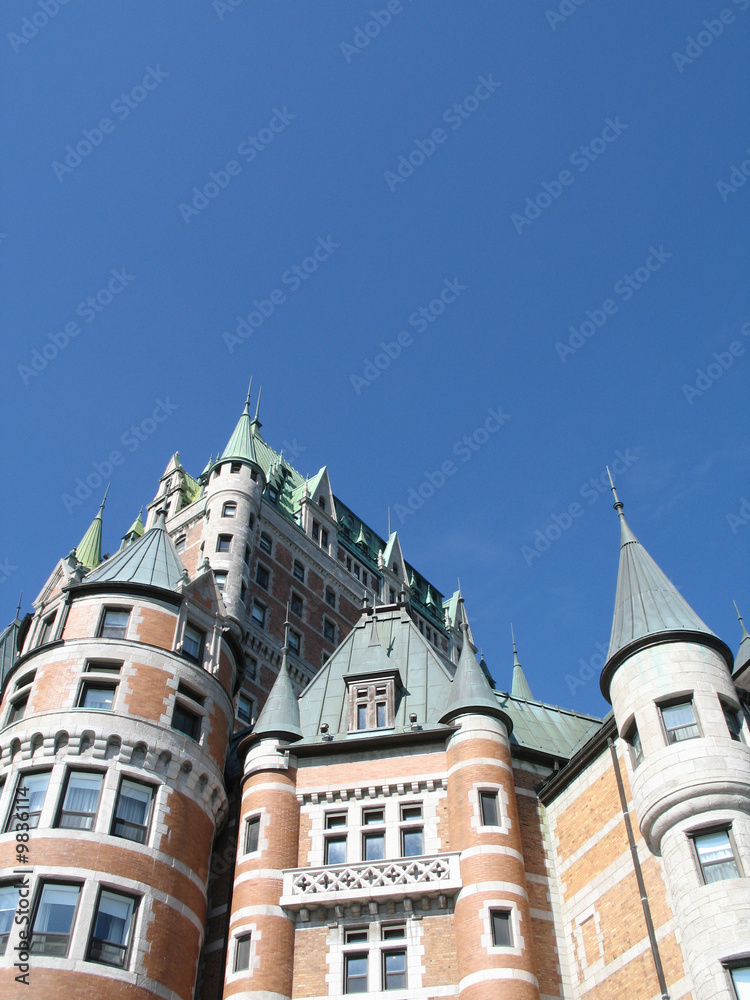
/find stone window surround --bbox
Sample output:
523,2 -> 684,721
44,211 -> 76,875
344,670 -> 401,734
326,917 -> 422,996
469,782 -> 511,836
479,898 -> 524,957
241,806 -> 269,857
656,693 -> 703,745
1,762 -> 162,847
688,822 -> 744,883
224,922 -> 260,985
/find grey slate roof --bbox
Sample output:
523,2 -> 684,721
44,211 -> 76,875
511,637 -> 534,700
497,690 -> 602,759
607,505 -> 715,661
734,611 -> 750,679
252,651 -> 302,740
0,616 -> 23,690
440,621 -> 505,724
85,509 -> 186,592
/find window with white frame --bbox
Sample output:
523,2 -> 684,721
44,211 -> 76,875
30,883 -> 81,957
112,779 -> 154,844
341,924 -> 409,994
6,772 -> 50,831
400,804 -> 423,857
325,812 -> 347,864
362,808 -> 385,861
56,771 -> 103,830
491,909 -> 513,947
245,815 -> 260,854
479,790 -> 500,827
182,624 -> 204,664
99,608 -> 130,639
660,698 -> 700,743
234,932 -> 252,972
78,680 -> 117,711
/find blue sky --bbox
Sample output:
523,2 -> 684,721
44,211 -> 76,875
3,1 -> 748,719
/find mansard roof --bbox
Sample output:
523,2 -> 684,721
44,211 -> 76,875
85,508 -> 186,592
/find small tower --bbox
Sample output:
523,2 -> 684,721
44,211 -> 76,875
601,486 -> 750,1000
440,610 -> 540,1000
202,384 -> 267,624
225,613 -> 301,998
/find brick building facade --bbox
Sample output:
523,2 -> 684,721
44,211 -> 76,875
0,387 -> 748,1000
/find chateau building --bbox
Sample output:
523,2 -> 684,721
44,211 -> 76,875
0,385 -> 748,1000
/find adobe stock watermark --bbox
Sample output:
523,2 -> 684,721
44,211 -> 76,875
17,268 -> 135,385
555,246 -> 672,362
350,278 -> 466,394
52,66 -> 169,182
394,407 -> 511,523
0,559 -> 18,585
682,320 -> 749,404
179,107 -> 296,223
61,398 -> 179,514
521,450 -> 638,566
565,640 -> 610,697
717,146 -> 750,201
8,0 -> 72,54
222,236 -> 340,353
340,1 -> 415,62
213,0 -> 246,19
546,0 -> 589,31
727,497 -> 750,534
510,117 -> 628,235
672,0 -> 748,73
384,75 -> 500,192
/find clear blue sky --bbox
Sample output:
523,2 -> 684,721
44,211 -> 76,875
3,1 -> 748,719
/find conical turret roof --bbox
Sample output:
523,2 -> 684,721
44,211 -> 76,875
75,487 -> 108,569
601,482 -> 731,697
220,383 -> 259,466
440,613 -> 509,726
86,509 -> 186,591
510,625 -> 533,700
251,617 -> 302,740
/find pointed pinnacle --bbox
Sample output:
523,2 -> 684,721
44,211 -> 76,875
15,593 -> 22,619
100,483 -> 110,510
244,377 -> 253,413
607,466 -> 624,514
253,386 -> 262,423
735,600 -> 750,638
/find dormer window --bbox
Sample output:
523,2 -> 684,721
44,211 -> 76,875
346,672 -> 399,732
318,497 -> 326,510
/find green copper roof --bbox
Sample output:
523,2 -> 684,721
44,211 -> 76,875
607,500 -> 715,662
124,508 -> 144,539
86,509 -> 186,592
75,488 -> 108,569
440,618 -> 505,724
498,690 -> 602,759
251,647 -> 302,741
220,386 -> 259,466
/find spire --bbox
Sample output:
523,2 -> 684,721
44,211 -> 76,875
75,486 -> 109,569
220,384 -> 259,465
251,605 -> 302,740
439,605 -> 507,725
251,385 -> 262,431
510,624 -> 534,700
86,507 -> 186,591
603,476 -> 728,687
734,601 -> 750,677
120,508 -> 144,549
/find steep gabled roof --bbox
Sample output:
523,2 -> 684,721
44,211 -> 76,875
85,509 -> 186,592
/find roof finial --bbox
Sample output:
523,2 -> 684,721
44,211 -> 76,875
15,593 -> 22,620
511,622 -> 520,663
253,386 -> 262,423
735,600 -> 750,639
607,466 -> 624,516
388,506 -> 391,536
243,377 -> 253,414
101,483 -> 110,509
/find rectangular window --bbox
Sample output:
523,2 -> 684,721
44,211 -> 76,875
383,950 -> 406,990
245,816 -> 260,853
363,810 -> 385,861
85,660 -> 122,675
401,805 -> 423,857
356,704 -> 367,730
288,630 -> 301,655
628,724 -> 644,767
244,544 -> 251,565
267,486 -> 279,504
325,836 -> 347,865
321,529 -> 329,549
382,924 -> 405,940
326,812 -> 347,829
661,700 -> 700,743
694,829 -> 740,884
231,462 -> 241,474
324,619 -> 335,642
290,592 -> 303,617
37,614 -> 55,646
88,889 -> 136,968
234,933 -> 251,972
78,682 -> 116,711
217,535 -> 232,553
255,564 -> 269,589
345,953 -> 368,993
30,883 -> 81,957
240,581 -> 247,602
325,586 -> 336,608
7,693 -> 28,724
175,536 -> 186,552
222,502 -> 237,518
731,968 -> 750,999
214,571 -> 227,592
312,520 -> 320,543
376,702 -> 386,728
182,625 -> 204,663
58,771 -> 103,830
723,703 -> 744,741
480,791 -> 500,827
491,910 -> 512,947
389,587 -> 396,603
112,779 -> 153,844
251,601 -> 265,627
259,533 -> 272,553
7,772 -> 50,831
238,694 -> 253,723
293,560 -> 304,581
171,702 -> 201,741
99,609 -> 129,639
0,885 -> 19,956
246,656 -> 257,679
346,928 -> 368,943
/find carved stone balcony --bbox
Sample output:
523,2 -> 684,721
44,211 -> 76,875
280,852 -> 462,908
